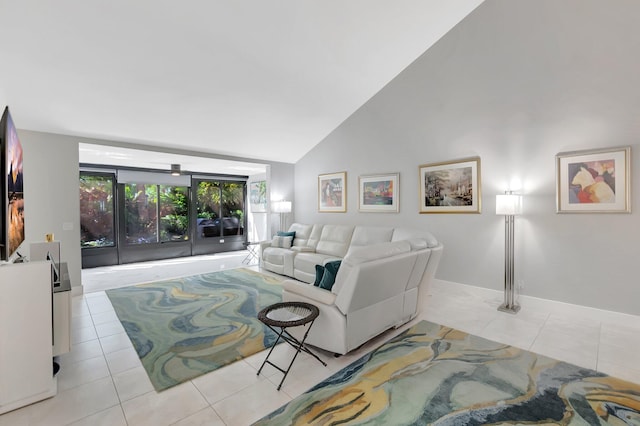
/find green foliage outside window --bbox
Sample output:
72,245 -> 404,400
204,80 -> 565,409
79,174 -> 115,248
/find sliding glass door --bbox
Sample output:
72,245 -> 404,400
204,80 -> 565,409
193,179 -> 246,255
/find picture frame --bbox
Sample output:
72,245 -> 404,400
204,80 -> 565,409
318,172 -> 347,213
419,157 -> 481,214
358,173 -> 399,213
556,146 -> 631,213
249,180 -> 267,212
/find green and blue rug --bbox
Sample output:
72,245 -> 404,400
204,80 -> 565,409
106,268 -> 283,391
254,320 -> 640,425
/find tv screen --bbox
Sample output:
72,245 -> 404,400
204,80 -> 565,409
0,106 -> 25,261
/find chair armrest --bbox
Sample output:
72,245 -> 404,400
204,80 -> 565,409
282,280 -> 336,305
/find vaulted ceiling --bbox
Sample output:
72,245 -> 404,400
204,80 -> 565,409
0,0 -> 483,165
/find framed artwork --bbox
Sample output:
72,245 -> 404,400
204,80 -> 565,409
249,180 -> 267,212
318,172 -> 347,213
556,146 -> 630,213
419,157 -> 481,214
358,173 -> 399,213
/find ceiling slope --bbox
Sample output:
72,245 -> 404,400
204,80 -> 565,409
0,0 -> 483,163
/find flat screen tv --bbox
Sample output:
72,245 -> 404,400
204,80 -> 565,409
0,106 -> 25,261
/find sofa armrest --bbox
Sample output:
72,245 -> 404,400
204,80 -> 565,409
282,280 -> 337,305
259,240 -> 272,256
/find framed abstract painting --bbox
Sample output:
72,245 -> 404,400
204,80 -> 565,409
318,172 -> 346,213
358,173 -> 399,213
419,157 -> 481,214
556,146 -> 630,213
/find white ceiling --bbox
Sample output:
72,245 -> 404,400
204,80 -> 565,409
1,0 -> 482,168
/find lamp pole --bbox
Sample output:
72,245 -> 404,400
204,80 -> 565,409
496,192 -> 521,314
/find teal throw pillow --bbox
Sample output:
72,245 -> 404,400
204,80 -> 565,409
318,260 -> 341,291
277,231 -> 296,241
314,264 -> 324,287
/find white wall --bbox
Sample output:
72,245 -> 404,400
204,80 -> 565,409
19,130 -> 82,294
294,0 -> 640,315
267,163 -> 295,237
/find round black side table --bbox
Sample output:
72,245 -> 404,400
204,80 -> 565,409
257,301 -> 327,390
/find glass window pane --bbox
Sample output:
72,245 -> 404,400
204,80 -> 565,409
196,181 -> 221,239
125,183 -> 158,244
79,174 -> 115,248
221,182 -> 244,236
159,185 -> 189,242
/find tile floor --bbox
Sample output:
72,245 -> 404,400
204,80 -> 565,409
2,251 -> 640,425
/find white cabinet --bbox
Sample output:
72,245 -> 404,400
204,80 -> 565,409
53,290 -> 71,356
0,261 -> 57,415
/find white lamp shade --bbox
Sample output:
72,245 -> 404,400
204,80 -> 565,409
496,194 -> 522,215
272,200 -> 292,213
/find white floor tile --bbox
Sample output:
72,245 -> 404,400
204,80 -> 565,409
105,346 -> 142,375
0,406 -> 30,426
71,314 -> 93,331
58,339 -> 103,367
192,359 -> 266,405
120,382 -> 208,426
212,379 -> 292,426
597,360 -> 640,385
99,332 -> 133,354
27,377 -> 119,426
94,320 -> 125,338
171,407 -> 226,426
90,310 -> 120,326
85,298 -> 115,315
112,366 -> 155,402
69,405 -> 127,426
71,325 -> 98,345
478,314 -> 543,350
57,355 -> 111,392
530,328 -> 598,370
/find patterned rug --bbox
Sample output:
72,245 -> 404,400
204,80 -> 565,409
254,320 -> 640,425
106,268 -> 283,391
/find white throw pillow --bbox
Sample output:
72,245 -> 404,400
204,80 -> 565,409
271,235 -> 293,248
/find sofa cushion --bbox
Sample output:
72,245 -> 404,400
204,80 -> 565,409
263,247 -> 293,264
318,260 -> 341,291
271,235 -> 293,248
294,252 -> 340,278
287,223 -> 316,248
350,226 -> 394,248
392,228 -> 439,248
343,240 -> 411,265
315,225 -> 354,257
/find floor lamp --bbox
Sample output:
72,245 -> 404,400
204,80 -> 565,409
272,200 -> 292,233
496,192 -> 522,314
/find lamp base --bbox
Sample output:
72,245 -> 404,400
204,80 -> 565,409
497,303 -> 521,314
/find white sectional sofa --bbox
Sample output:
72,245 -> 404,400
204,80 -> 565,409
259,223 -> 443,355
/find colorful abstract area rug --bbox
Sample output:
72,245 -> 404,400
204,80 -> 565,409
106,268 -> 283,391
254,320 -> 640,425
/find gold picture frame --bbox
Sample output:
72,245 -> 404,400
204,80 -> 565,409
318,172 -> 347,213
419,157 -> 481,214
